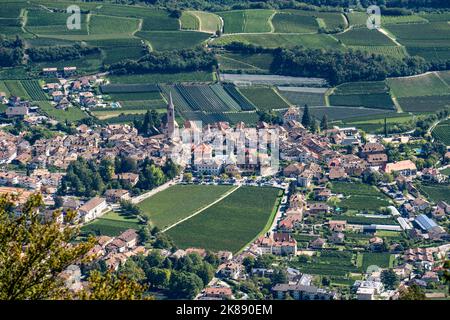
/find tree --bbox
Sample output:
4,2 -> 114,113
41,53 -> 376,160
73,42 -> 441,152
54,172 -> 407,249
118,259 -> 146,283
183,172 -> 193,182
398,284 -> 426,300
380,269 -> 399,290
0,193 -> 144,300
147,267 -> 171,288
320,114 -> 329,130
77,270 -> 147,300
169,271 -> 204,299
301,104 -> 311,128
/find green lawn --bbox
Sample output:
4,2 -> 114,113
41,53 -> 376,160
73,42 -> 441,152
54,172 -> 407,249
81,211 -> 141,236
36,101 -> 88,122
166,186 -> 282,253
138,184 -> 235,229
361,253 -> 395,272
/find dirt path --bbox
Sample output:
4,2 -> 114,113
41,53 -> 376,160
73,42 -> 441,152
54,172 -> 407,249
162,185 -> 241,232
379,28 -> 402,47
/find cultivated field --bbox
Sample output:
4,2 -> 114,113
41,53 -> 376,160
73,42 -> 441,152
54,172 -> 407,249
335,28 -> 396,46
166,186 -> 281,253
239,87 -> 290,111
432,119 -> 450,146
330,81 -> 395,110
138,185 -> 235,229
218,9 -> 274,33
278,86 -> 327,106
213,33 -> 343,50
387,73 -> 450,98
330,181 -> 391,211
136,31 -> 210,51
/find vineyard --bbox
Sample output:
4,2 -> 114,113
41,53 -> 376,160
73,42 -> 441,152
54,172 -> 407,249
432,119 -> 450,145
330,81 -> 395,110
278,87 -> 327,107
218,9 -> 274,34
335,28 -> 395,46
21,80 -> 47,101
239,87 -> 290,111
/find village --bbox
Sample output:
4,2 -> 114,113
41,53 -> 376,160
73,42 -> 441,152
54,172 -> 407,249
0,67 -> 449,301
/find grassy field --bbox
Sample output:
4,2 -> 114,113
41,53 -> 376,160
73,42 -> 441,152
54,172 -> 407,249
81,211 -> 140,236
166,186 -> 281,253
3,80 -> 30,99
36,101 -> 88,122
138,185 -> 234,229
361,253 -> 394,272
218,9 -> 274,33
239,87 -> 290,111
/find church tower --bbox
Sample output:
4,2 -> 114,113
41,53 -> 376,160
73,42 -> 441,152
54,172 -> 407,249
166,92 -> 178,139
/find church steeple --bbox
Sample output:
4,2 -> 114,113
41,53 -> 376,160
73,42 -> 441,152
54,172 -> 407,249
166,91 -> 177,139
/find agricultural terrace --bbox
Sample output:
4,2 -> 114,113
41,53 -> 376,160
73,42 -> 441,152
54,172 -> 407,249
183,11 -> 222,34
109,71 -> 214,84
218,9 -> 274,34
212,33 -> 343,50
300,106 -> 393,122
335,28 -> 396,46
135,31 -> 210,51
217,52 -> 274,72
337,113 -> 417,134
330,181 -> 391,211
330,81 -> 395,110
387,72 -> 450,112
387,73 -> 449,98
359,253 -> 395,272
81,211 -> 141,237
239,87 -> 291,111
137,185 -> 235,229
416,182 -> 450,204
278,87 -> 327,107
166,186 -> 282,253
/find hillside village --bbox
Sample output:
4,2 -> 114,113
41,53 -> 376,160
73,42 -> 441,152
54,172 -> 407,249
0,66 -> 449,300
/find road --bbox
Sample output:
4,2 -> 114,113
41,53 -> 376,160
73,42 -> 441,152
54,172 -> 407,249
131,176 -> 181,204
162,185 -> 241,232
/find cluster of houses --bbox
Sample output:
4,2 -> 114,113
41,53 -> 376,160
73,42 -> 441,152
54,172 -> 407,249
43,73 -> 101,109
